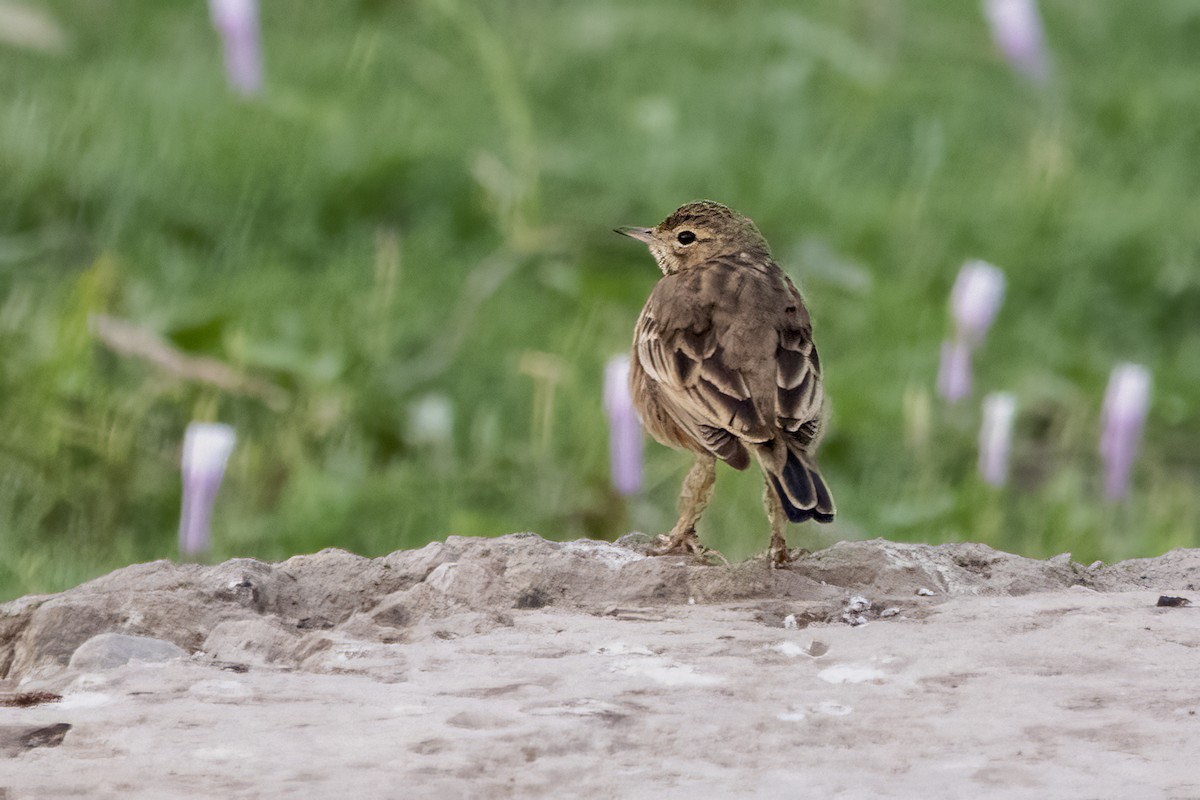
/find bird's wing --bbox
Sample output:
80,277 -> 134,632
634,269 -> 773,457
634,312 -> 764,469
775,325 -> 824,448
636,257 -> 829,465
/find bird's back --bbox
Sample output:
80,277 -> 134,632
631,252 -> 819,463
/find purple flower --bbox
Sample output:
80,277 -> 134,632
939,260 -> 1006,403
603,355 -> 643,496
982,0 -> 1051,84
951,260 -> 1006,345
1099,363 -> 1151,501
179,422 -> 236,558
937,338 -> 973,404
209,0 -> 263,97
978,392 -> 1017,486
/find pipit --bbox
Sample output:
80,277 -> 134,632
616,200 -> 835,567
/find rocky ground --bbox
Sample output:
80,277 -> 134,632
1,534 -> 1198,798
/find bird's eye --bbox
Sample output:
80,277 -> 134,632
677,231 -> 696,245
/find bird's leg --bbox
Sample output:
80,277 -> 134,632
763,478 -> 792,568
653,455 -> 716,556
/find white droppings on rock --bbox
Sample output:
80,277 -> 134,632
591,642 -> 655,657
58,692 -> 112,710
772,640 -> 828,659
779,701 -> 852,720
773,641 -> 806,657
609,657 -> 724,687
818,663 -> 886,684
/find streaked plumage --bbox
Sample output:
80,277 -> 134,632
616,201 -> 834,566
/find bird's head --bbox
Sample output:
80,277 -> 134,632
615,200 -> 770,275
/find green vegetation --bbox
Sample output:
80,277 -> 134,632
2,0 -> 1199,599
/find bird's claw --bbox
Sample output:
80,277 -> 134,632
651,528 -> 704,557
650,530 -> 730,566
768,542 -> 795,569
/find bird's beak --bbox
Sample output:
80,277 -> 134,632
614,226 -> 655,244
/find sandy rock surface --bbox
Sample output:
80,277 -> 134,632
1,534 -> 1198,798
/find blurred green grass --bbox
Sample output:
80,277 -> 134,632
2,0 -> 1199,599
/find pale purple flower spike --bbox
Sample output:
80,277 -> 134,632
180,422 -> 237,557
982,0 -> 1051,84
937,339 -> 973,403
979,392 -> 1017,486
951,260 -> 1006,345
1100,363 -> 1151,501
209,0 -> 263,96
939,260 -> 1006,403
603,354 -> 644,496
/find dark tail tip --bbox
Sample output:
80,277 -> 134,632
771,452 -> 836,524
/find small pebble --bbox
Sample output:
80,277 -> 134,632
846,596 -> 871,613
880,608 -> 900,618
916,588 -> 935,597
782,614 -> 798,630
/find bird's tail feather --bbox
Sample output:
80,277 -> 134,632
769,449 -> 835,524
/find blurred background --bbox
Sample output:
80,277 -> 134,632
2,0 -> 1198,600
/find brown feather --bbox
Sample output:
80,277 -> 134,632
624,201 -> 834,523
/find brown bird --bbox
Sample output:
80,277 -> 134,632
616,200 -> 835,567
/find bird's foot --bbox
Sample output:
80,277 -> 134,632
651,527 -> 704,557
702,548 -> 732,566
767,545 -> 812,569
768,539 -> 794,569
